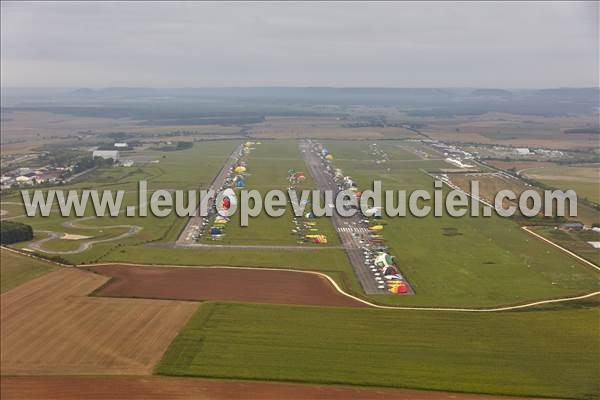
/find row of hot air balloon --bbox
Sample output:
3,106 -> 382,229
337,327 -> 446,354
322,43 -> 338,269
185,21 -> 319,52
316,140 -> 408,295
369,143 -> 389,164
287,169 -> 327,245
288,169 -> 306,185
208,142 -> 259,240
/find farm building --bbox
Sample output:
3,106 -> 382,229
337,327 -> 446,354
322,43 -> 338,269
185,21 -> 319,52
92,150 -> 120,162
514,148 -> 531,155
560,223 -> 584,231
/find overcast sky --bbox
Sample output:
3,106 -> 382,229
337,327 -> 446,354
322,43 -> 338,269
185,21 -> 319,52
1,1 -> 598,88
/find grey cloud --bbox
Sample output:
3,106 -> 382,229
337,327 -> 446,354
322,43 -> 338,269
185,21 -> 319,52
1,1 -> 598,88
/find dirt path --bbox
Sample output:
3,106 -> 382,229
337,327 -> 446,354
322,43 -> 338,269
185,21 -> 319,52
27,207 -> 143,254
0,376 -> 543,400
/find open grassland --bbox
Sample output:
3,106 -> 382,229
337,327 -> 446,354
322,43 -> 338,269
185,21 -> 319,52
0,249 -> 58,293
449,173 -> 528,206
3,141 -> 239,262
446,173 -> 599,226
1,110 -> 242,148
523,165 -> 600,204
484,160 -> 557,172
204,140 -> 338,246
98,246 -> 359,286
0,267 -> 197,375
420,113 -> 600,150
533,226 -> 600,266
0,202 -> 27,219
321,140 -> 600,307
249,116 -> 419,140
157,301 -> 600,399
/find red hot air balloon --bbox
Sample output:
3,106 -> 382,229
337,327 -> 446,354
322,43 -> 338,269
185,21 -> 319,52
223,197 -> 231,210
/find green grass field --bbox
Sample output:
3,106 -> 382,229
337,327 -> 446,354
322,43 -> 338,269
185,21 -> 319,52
3,139 -> 599,308
156,301 -> 600,399
534,226 -> 600,266
322,140 -> 599,307
524,165 -> 600,204
202,140 -> 339,246
0,249 -> 59,293
2,141 -> 240,262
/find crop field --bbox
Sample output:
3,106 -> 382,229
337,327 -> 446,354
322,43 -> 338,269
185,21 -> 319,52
523,165 -> 600,204
248,116 -> 419,140
0,249 -> 58,293
97,246 -> 363,297
320,140 -> 600,307
157,301 -> 600,399
420,114 -> 600,150
201,140 -> 339,246
448,173 -> 528,206
0,377 -> 527,400
0,267 -> 198,375
447,172 -> 599,226
532,226 -> 600,266
484,160 -> 557,172
88,264 -> 365,307
0,110 -> 242,146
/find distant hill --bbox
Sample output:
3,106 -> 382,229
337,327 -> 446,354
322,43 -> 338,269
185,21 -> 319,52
470,89 -> 512,96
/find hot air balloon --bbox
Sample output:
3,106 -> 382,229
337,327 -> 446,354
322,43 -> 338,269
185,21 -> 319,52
389,282 -> 408,294
375,253 -> 397,268
364,207 -> 381,217
222,197 -> 231,210
217,188 -> 237,216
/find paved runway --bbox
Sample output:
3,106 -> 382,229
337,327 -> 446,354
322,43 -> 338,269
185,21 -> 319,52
299,140 -> 390,295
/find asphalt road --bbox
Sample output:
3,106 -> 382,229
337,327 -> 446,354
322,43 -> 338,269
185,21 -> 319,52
176,144 -> 243,246
299,140 -> 392,295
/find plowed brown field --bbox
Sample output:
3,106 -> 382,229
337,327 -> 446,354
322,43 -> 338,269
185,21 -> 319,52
0,377 -> 538,400
0,268 -> 197,375
87,265 -> 367,307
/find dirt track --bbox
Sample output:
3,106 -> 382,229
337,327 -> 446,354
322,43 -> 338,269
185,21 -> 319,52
87,265 -> 367,308
0,377 -> 540,400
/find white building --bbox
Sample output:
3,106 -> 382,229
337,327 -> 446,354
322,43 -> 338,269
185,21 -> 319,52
514,148 -> 531,155
114,143 -> 128,148
16,176 -> 34,184
92,150 -> 119,161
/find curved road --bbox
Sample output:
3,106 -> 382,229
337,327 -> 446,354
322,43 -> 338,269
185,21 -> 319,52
4,246 -> 597,313
80,261 -> 600,313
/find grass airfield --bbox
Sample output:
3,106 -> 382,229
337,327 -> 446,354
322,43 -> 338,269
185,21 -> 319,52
200,140 -> 339,246
322,140 -> 599,307
2,139 -> 598,307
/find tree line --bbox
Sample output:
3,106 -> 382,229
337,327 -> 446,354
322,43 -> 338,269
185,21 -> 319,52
1,221 -> 34,244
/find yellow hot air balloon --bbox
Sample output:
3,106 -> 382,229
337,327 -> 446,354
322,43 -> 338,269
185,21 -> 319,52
325,154 -> 334,161
234,166 -> 246,174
